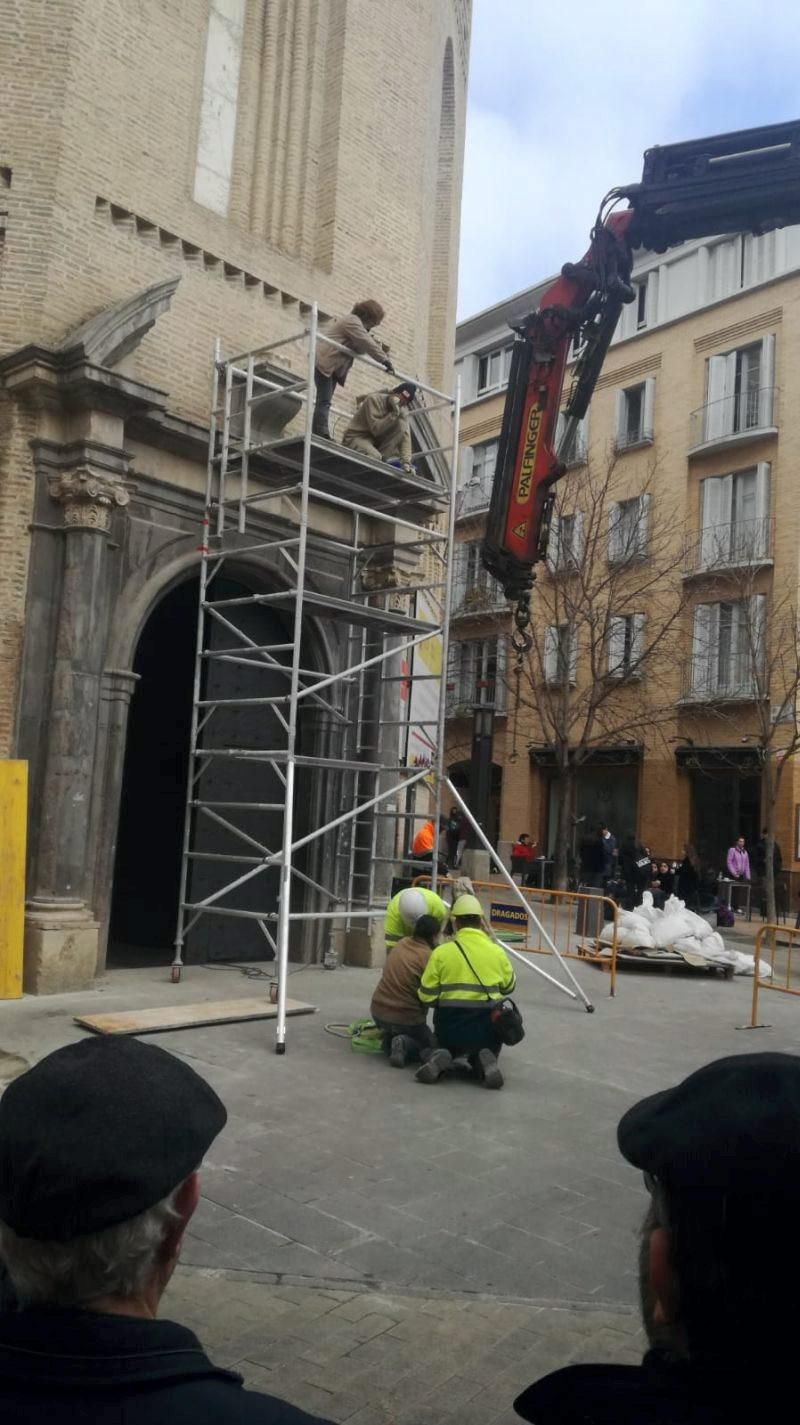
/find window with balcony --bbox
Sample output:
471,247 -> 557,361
547,511 -> 584,572
555,410 -> 589,467
543,624 -> 576,686
688,595 -> 766,700
447,637 -> 507,714
698,464 -> 771,569
476,344 -> 513,395
451,541 -> 503,616
608,613 -> 645,680
699,335 -> 776,445
459,439 -> 498,516
608,494 -> 650,564
614,377 -> 655,450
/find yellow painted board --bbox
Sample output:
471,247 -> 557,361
0,761 -> 26,1000
75,995 -> 316,1036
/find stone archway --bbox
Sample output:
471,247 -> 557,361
107,572 -> 316,967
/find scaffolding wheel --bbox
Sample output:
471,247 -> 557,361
585,1003 -> 595,1013
171,965 -> 182,984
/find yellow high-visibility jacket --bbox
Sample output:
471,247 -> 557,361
418,927 -> 516,1008
384,889 -> 449,949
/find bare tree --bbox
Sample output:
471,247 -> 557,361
683,524 -> 800,923
513,448 -> 690,888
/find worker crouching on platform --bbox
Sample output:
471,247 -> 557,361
384,886 -> 449,955
370,914 -> 440,1068
343,383 -> 417,471
416,894 -> 518,1090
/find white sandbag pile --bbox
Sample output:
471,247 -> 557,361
599,892 -> 771,977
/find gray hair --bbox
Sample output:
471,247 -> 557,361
0,1187 -> 183,1307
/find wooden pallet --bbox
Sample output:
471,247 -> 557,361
75,997 -> 317,1036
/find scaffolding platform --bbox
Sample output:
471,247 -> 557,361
173,308 -> 461,1049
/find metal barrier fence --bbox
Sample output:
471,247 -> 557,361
750,924 -> 800,1027
413,876 -> 620,997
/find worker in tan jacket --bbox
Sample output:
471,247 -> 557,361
343,383 -> 416,468
370,913 -> 441,1068
314,299 -> 394,439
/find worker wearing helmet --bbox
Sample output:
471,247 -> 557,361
384,886 -> 449,954
416,894 -> 516,1090
370,914 -> 440,1068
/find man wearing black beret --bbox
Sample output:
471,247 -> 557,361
0,1036 -> 332,1424
514,1052 -> 800,1424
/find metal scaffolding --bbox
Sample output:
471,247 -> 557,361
173,307 -> 462,1049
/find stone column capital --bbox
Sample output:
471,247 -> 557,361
48,470 -> 130,531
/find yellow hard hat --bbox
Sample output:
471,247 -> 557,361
452,894 -> 483,919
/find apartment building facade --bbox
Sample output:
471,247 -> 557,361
451,227 -> 800,873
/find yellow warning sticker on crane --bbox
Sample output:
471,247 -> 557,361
512,521 -> 527,539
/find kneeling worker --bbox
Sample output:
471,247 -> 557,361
384,885 -> 449,954
370,914 -> 440,1067
417,894 -> 516,1089
343,383 -> 416,469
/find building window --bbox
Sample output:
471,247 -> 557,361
614,377 -> 655,450
543,624 -> 576,685
447,637 -> 507,713
702,335 -> 776,443
452,541 -> 503,614
635,281 -> 648,330
689,595 -> 766,700
699,464 -> 771,568
193,0 -> 246,216
476,344 -> 513,395
608,613 -> 645,679
459,439 -> 498,515
608,494 -> 650,563
547,511 -> 584,572
555,410 -> 589,467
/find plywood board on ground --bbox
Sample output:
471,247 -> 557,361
75,997 -> 316,1036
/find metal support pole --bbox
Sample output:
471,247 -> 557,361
274,305 -> 318,1053
443,776 -> 595,1011
431,377 -> 461,890
173,340 -> 221,982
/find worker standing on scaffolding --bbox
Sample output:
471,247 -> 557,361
384,886 -> 449,955
313,299 -> 394,439
343,383 -> 416,471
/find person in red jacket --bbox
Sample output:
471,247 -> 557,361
510,834 -> 537,885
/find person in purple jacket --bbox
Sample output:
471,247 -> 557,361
726,836 -> 751,882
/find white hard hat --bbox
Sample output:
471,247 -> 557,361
398,887 -> 427,928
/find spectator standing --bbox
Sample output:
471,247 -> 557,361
313,299 -> 393,439
579,829 -> 606,889
445,807 -> 462,867
676,843 -> 701,908
618,834 -> 650,904
600,823 -> 618,881
726,836 -> 751,882
514,1052 -> 800,1425
0,1038 -> 331,1424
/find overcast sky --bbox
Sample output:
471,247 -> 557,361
458,0 -> 800,319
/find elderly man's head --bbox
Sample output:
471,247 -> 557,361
0,1038 -> 226,1311
619,1053 -> 800,1361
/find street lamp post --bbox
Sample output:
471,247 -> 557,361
468,703 -> 495,849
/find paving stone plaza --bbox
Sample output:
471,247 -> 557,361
0,953 -> 794,1423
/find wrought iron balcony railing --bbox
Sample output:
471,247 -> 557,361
684,517 -> 774,575
689,386 -> 777,451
